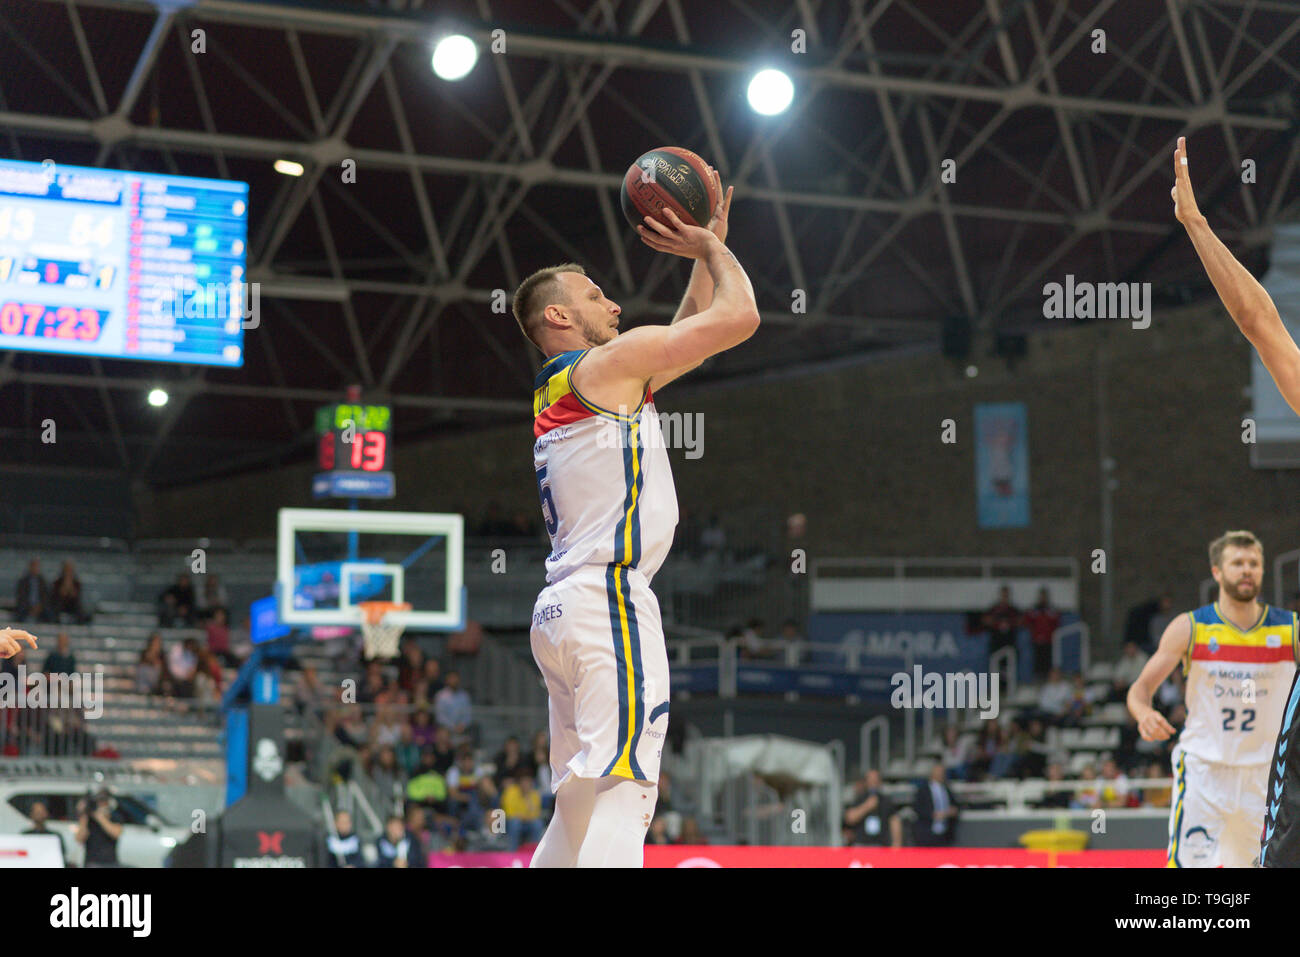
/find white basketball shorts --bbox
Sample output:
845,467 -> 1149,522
1167,745 -> 1269,867
530,563 -> 671,792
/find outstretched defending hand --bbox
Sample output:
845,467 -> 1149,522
1171,135 -> 1205,228
636,207 -> 721,260
0,628 -> 38,659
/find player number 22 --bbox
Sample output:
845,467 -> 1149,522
1221,708 -> 1256,732
535,464 -> 558,536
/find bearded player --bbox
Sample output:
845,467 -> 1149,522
1173,135 -> 1300,866
511,169 -> 752,867
1127,532 -> 1296,866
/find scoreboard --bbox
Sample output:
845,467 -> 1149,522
312,402 -> 395,499
0,158 -> 249,366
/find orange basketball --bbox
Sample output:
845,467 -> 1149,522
620,146 -> 721,230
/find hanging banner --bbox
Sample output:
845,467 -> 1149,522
975,402 -> 1030,528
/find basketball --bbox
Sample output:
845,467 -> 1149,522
620,146 -> 721,230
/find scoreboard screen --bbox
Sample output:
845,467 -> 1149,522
0,158 -> 249,366
313,403 -> 395,499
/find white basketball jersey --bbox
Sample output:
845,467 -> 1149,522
532,349 -> 678,585
1178,603 -> 1298,766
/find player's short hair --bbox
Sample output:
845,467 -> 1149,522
512,263 -> 586,352
1209,530 -> 1263,568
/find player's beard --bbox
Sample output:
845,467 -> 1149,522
578,313 -> 614,346
1223,577 -> 1259,602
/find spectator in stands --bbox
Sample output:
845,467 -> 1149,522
531,730 -> 553,807
75,789 -> 121,866
397,638 -> 425,696
989,722 -> 1027,779
167,637 -> 199,699
843,769 -> 902,846
1111,642 -> 1149,699
656,770 -> 676,813
374,814 -> 412,867
158,573 -> 197,627
21,801 -> 67,862
430,725 -> 456,774
493,735 -> 533,790
1156,668 -> 1184,711
446,746 -> 495,836
968,723 -> 999,780
940,725 -> 972,781
434,670 -> 473,741
357,660 -> 386,706
326,810 -> 365,868
394,723 -> 421,777
293,665 -> 330,719
1061,674 -> 1094,728
409,708 -> 436,749
1037,668 -> 1073,724
369,746 -> 405,817
738,617 -> 777,660
51,561 -> 89,624
501,770 -> 545,850
42,631 -> 76,676
1124,593 -> 1164,655
1098,757 -> 1132,808
197,574 -> 228,622
403,805 -> 430,866
204,607 -> 238,668
981,585 -> 1021,654
915,764 -> 956,842
194,647 -> 223,707
1035,761 -> 1073,809
1072,764 -> 1101,809
372,702 -> 405,749
912,762 -> 959,846
420,658 -> 444,702
407,750 -> 453,833
135,633 -> 169,696
1022,587 -> 1061,679
647,816 -> 672,845
678,817 -> 707,845
14,558 -> 51,623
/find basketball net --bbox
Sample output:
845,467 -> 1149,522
358,600 -> 411,659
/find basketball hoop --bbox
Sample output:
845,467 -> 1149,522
358,600 -> 411,659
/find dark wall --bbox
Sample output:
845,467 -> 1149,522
133,301 -> 1300,650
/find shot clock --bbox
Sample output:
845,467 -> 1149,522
312,402 -> 396,499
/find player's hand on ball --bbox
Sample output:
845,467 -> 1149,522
636,208 -> 720,260
1138,708 -> 1177,742
0,628 -> 38,659
704,167 -> 733,246
1171,135 -> 1204,228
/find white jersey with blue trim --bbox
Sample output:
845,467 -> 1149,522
532,349 -> 679,586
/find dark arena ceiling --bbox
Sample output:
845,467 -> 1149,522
2,0 -> 1299,486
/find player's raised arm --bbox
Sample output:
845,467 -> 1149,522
575,211 -> 758,401
1126,613 -> 1189,741
1173,136 -> 1300,414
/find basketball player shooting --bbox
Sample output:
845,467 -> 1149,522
0,627 -> 38,659
512,167 -> 754,867
1172,137 -> 1300,866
